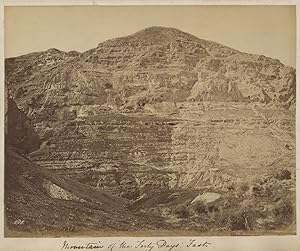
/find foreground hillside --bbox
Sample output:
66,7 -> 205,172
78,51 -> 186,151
5,99 -> 169,236
5,26 -> 296,235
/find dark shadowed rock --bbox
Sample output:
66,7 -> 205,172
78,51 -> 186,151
6,98 -> 41,153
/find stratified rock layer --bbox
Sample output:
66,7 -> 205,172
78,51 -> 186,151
5,26 -> 296,234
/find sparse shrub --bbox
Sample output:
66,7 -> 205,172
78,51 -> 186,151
228,208 -> 258,231
192,200 -> 207,214
252,175 -> 269,185
61,86 -> 70,93
274,169 -> 291,180
15,86 -> 27,98
228,212 -> 248,231
272,199 -> 293,219
226,182 -> 235,191
207,204 -> 220,213
222,199 -> 231,209
223,198 -> 266,231
42,128 -> 54,140
238,182 -> 249,194
250,183 -> 272,197
241,183 -> 249,192
174,204 -> 190,218
104,83 -> 113,89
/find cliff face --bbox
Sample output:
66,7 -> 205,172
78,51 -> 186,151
5,26 -> 296,193
5,26 -> 295,184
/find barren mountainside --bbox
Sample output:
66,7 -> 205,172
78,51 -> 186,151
6,26 -> 296,120
5,26 -> 296,235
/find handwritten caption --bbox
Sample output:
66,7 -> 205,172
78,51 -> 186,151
61,239 -> 211,251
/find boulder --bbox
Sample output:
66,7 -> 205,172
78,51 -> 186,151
191,192 -> 221,205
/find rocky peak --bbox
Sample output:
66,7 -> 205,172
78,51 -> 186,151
5,26 -> 296,121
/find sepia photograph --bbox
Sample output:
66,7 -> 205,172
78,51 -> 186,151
3,4 -> 297,238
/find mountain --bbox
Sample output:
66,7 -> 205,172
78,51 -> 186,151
5,26 -> 296,234
5,26 -> 295,122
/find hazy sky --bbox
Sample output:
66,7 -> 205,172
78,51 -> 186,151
4,5 -> 296,67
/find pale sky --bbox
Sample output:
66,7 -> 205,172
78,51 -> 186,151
4,5 -> 296,67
